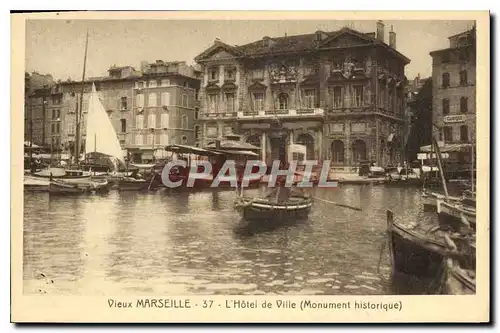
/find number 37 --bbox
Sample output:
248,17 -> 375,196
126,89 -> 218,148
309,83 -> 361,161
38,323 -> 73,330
202,300 -> 213,308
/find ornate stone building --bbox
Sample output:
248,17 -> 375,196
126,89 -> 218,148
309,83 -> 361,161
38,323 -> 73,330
195,21 -> 410,168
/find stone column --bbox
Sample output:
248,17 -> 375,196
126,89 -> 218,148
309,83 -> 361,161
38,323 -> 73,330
235,65 -> 240,112
203,66 -> 208,87
202,122 -> 207,147
218,65 -> 224,86
261,131 -> 267,163
345,120 -> 351,169
317,127 -> 323,160
375,117 -> 380,165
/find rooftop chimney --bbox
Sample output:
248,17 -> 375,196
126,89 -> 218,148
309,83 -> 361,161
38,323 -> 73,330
389,25 -> 396,49
376,20 -> 385,42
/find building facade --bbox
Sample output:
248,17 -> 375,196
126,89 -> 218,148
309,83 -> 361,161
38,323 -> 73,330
195,21 -> 410,168
430,26 -> 476,155
37,61 -> 201,163
405,75 -> 433,161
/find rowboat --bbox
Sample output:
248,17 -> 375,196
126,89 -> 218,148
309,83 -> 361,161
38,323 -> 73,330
234,188 -> 313,222
28,167 -> 92,184
48,178 -> 111,195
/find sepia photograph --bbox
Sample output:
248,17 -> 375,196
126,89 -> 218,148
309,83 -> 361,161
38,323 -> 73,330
11,11 -> 490,323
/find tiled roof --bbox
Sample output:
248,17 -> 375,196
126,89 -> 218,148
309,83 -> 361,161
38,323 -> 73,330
196,27 -> 410,64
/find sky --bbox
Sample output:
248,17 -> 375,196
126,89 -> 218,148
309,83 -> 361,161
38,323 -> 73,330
25,19 -> 475,81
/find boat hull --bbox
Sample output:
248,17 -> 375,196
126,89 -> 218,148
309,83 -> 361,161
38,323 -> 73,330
386,211 -> 448,280
437,200 -> 476,231
235,197 -> 313,222
443,259 -> 476,295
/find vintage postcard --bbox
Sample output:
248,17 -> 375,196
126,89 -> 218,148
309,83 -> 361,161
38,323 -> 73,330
11,11 -> 490,323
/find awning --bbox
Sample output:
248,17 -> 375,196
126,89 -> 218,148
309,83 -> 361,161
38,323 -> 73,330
165,144 -> 222,156
420,143 -> 473,153
214,150 -> 259,157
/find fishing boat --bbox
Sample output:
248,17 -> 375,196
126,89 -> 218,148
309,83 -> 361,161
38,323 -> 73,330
443,258 -> 476,295
442,234 -> 476,295
48,177 -> 112,195
421,190 -> 462,212
234,183 -> 313,222
385,210 -> 473,282
436,199 -> 476,231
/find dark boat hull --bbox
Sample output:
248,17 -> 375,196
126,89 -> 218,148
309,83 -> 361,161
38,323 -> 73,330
443,259 -> 476,295
235,197 -> 313,222
437,200 -> 476,231
386,210 -> 448,280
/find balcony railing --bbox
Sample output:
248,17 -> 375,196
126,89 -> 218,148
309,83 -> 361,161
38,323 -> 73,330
237,108 -> 324,119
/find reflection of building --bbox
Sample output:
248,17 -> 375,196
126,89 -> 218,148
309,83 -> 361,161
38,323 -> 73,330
405,75 -> 433,161
195,21 -> 410,167
429,26 -> 476,162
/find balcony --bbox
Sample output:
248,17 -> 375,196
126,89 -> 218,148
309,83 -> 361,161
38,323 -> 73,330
237,108 -> 324,120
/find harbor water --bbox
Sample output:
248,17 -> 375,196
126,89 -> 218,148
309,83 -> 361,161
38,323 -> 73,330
23,185 -> 438,295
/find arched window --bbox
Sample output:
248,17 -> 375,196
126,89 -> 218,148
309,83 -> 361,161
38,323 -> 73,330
352,139 -> 367,163
331,140 -> 345,163
278,93 -> 288,110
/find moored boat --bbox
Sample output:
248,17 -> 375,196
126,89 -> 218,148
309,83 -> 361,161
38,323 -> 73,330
436,199 -> 476,231
443,258 -> 476,295
48,178 -> 111,195
234,185 -> 313,222
386,210 -> 449,282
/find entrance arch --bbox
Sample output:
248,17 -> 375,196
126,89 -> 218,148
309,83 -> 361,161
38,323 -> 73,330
296,133 -> 315,160
352,139 -> 367,163
331,140 -> 345,163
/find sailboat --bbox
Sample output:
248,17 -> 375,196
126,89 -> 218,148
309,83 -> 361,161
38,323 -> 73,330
49,83 -> 124,194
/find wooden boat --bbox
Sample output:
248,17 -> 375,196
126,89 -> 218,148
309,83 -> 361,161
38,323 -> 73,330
421,190 -> 462,212
234,187 -> 313,222
48,178 -> 111,195
436,199 -> 476,231
29,167 -> 92,183
386,210 -> 449,282
386,210 -> 473,281
443,258 -> 476,295
49,179 -> 91,195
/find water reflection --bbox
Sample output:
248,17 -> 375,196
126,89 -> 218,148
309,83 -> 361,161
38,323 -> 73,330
23,185 -> 438,295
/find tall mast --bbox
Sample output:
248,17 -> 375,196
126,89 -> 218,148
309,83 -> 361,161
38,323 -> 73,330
75,29 -> 89,166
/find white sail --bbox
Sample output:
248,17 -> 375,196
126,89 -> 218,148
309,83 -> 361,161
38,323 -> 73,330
85,83 -> 125,164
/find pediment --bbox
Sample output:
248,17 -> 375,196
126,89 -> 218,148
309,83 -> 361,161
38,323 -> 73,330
195,42 -> 243,62
221,82 -> 238,90
208,50 -> 238,60
205,82 -> 220,91
248,81 -> 267,90
320,31 -> 374,49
